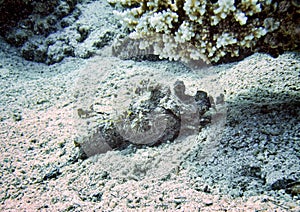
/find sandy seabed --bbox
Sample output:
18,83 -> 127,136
0,35 -> 299,212
0,1 -> 299,210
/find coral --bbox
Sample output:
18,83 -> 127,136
109,0 -> 300,64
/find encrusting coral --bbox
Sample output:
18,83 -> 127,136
108,0 -> 300,64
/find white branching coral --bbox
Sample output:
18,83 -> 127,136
175,21 -> 195,43
211,0 -> 236,25
146,9 -> 178,33
234,11 -> 248,25
215,32 -> 237,49
108,0 -> 297,64
183,0 -> 207,24
240,0 -> 262,15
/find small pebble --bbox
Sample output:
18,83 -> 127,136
203,198 -> 213,206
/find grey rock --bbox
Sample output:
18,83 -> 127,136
46,41 -> 70,64
5,29 -> 29,47
92,30 -> 115,49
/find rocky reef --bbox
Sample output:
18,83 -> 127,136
0,0 -> 59,31
109,0 -> 300,64
0,0 -> 78,63
0,0 -> 118,64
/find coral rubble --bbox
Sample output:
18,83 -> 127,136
109,0 -> 300,64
